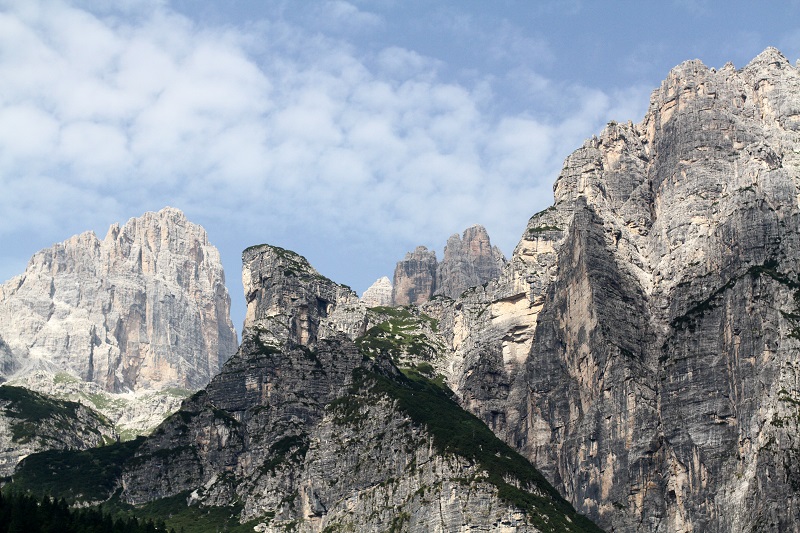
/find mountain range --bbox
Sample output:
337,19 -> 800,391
3,47 -> 800,532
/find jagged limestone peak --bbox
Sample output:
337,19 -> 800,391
241,243 -> 364,347
0,207 -> 237,392
360,276 -> 393,307
744,46 -> 792,71
464,47 -> 800,532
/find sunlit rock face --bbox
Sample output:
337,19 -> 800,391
391,246 -> 438,306
422,47 -> 800,532
435,224 -> 506,299
0,207 -> 238,393
360,276 -> 393,307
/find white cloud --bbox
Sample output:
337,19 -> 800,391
310,0 -> 384,34
0,105 -> 60,160
376,47 -> 440,80
0,0 -> 646,322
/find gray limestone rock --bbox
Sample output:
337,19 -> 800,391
391,246 -> 438,306
241,244 -> 367,346
426,47 -> 800,533
0,207 -> 238,393
359,276 -> 393,307
0,385 -> 115,476
391,225 -> 506,307
117,245 -> 600,532
435,224 -> 507,299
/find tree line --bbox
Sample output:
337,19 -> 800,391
0,492 -> 175,533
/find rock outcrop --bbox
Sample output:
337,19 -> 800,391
241,244 -> 368,346
7,368 -> 191,441
391,246 -> 438,306
391,225 -> 506,306
436,225 -> 506,299
0,337 -> 13,377
0,207 -> 238,393
420,47 -> 800,533
9,47 -> 800,533
359,276 -> 393,307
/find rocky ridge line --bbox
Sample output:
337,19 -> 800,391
109,245 -> 601,532
0,385 -> 115,476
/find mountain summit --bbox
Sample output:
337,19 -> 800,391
0,207 -> 238,392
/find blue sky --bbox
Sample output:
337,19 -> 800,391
2,0 -> 799,332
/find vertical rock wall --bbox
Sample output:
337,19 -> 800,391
435,225 -> 506,299
391,246 -> 438,306
428,47 -> 800,532
0,207 -> 238,392
391,225 -> 506,306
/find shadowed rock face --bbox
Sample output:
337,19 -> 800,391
419,47 -> 800,533
391,226 -> 506,306
0,385 -> 116,476
391,246 -> 438,306
0,207 -> 238,392
11,47 -> 800,533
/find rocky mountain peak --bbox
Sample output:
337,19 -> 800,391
102,246 -> 601,532
360,276 -> 392,307
242,244 -> 364,348
0,207 -> 238,393
436,224 -> 506,299
391,246 -> 438,306
391,227 -> 506,306
8,47 -> 800,533
463,47 -> 800,532
745,46 -> 790,71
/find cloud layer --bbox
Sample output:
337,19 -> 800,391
0,0 -> 652,326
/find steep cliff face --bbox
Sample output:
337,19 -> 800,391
391,246 -> 438,306
114,245 -> 601,533
242,244 -> 368,346
8,47 -> 797,533
424,48 -> 800,532
436,225 -> 507,299
0,337 -> 13,377
0,207 -> 238,393
391,225 -> 506,306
